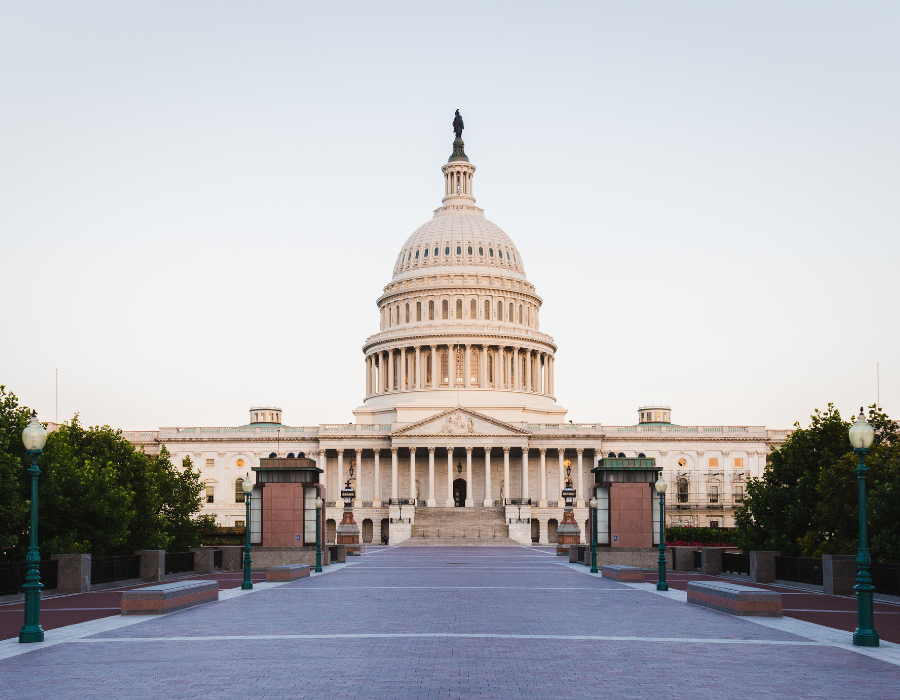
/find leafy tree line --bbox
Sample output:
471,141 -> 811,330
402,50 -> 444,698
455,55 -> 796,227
0,385 -> 214,561
734,404 -> 900,562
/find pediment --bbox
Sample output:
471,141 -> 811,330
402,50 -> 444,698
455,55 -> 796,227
393,408 -> 530,437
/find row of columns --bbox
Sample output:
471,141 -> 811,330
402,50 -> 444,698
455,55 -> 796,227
365,345 -> 555,397
318,446 -> 588,508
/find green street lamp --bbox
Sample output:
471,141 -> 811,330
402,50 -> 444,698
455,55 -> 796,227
849,408 -> 879,647
314,496 -> 323,572
19,410 -> 47,643
655,475 -> 668,591
241,473 -> 253,590
589,496 -> 599,574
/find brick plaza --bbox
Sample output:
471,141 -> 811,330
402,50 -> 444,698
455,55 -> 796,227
1,546 -> 899,699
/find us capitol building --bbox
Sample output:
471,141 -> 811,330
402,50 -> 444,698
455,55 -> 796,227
126,114 -> 790,546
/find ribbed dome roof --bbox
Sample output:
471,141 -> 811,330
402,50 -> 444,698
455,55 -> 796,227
392,211 -> 525,278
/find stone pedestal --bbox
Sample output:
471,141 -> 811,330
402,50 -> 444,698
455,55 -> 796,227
218,546 -> 244,571
508,521 -> 530,545
556,507 -> 582,556
52,554 -> 91,593
135,550 -> 165,582
189,547 -> 215,574
672,546 -> 699,571
823,554 -> 857,595
388,520 -> 411,545
336,508 -> 361,554
701,547 -> 729,576
750,551 -> 780,584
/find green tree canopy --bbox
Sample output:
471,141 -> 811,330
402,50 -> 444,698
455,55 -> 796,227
0,385 -> 213,561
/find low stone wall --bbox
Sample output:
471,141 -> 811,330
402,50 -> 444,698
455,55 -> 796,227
823,554 -> 856,596
595,547 -> 671,569
218,546 -> 243,571
249,546 -> 331,568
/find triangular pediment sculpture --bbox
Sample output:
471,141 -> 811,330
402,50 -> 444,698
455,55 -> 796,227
393,408 -> 530,437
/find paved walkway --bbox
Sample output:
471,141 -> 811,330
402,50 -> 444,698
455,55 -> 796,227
1,546 -> 899,699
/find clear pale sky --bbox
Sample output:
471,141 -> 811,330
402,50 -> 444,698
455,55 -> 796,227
2,2 -> 898,431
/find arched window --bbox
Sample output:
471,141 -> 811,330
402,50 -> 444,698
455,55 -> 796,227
235,478 -> 246,503
441,352 -> 449,383
497,301 -> 503,320
389,307 -> 393,326
479,246 -> 484,256
608,452 -> 616,458
471,351 -> 478,383
487,352 -> 493,383
508,302 -> 513,321
468,245 -> 473,255
470,299 -> 476,319
489,248 -> 494,257
456,245 -> 462,255
507,251 -> 511,260
416,302 -> 422,322
429,300 -> 435,320
393,355 -> 399,389
638,452 -> 646,458
456,299 -> 462,318
518,304 -> 523,324
423,248 -> 429,258
617,452 -> 626,458
286,452 -> 295,458
484,300 -> 490,319
442,300 -> 449,319
396,305 -> 400,324
426,352 -> 432,384
677,479 -> 689,504
415,250 -> 419,259
405,303 -> 410,323
525,307 -> 529,326
445,246 -> 450,256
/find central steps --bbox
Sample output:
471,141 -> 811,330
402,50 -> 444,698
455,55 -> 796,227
402,506 -> 515,545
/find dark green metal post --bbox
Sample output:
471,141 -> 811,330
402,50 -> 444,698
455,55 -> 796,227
590,501 -> 598,574
853,447 -> 879,647
19,451 -> 44,643
657,490 -> 668,591
241,489 -> 253,590
315,502 -> 323,572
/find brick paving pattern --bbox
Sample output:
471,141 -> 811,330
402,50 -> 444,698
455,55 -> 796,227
1,547 -> 898,699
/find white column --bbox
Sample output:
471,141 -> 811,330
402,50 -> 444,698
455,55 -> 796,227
513,348 -> 520,390
549,355 -> 554,396
483,447 -> 492,506
526,350 -> 533,392
373,450 -> 381,506
337,449 -> 344,494
558,449 -> 565,507
465,447 -> 474,507
522,448 -> 529,501
414,346 -> 421,389
365,355 -> 371,396
427,447 -> 436,507
391,448 -> 398,500
499,347 -> 506,389
464,345 -> 471,388
409,447 -> 416,502
446,448 -> 454,507
539,448 -> 547,507
503,447 -> 510,503
430,345 -> 439,389
576,448 -> 585,507
400,347 -> 407,391
355,448 -> 363,507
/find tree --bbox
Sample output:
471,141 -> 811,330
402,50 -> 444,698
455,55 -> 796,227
0,386 -> 31,556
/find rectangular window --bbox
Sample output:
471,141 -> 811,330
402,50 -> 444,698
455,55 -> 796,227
304,486 -> 318,544
205,459 -> 214,469
708,458 -> 718,468
734,457 -> 743,468
734,486 -> 744,503
470,299 -> 476,319
709,520 -> 719,529
234,520 -> 245,528
708,486 -> 719,504
205,486 -> 215,504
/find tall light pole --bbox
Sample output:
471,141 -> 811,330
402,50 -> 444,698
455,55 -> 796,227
314,497 -> 323,572
589,496 -> 598,574
241,473 -> 253,590
19,411 -> 47,643
849,408 -> 879,647
655,475 -> 668,591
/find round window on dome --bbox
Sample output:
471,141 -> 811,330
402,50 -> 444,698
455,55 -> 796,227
467,245 -> 473,255
456,245 -> 461,255
489,248 -> 494,257
479,247 -> 484,256
445,246 -> 450,256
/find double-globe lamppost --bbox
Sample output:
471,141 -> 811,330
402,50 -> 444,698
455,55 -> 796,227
20,411 -> 47,643
241,473 -> 253,590
655,475 -> 668,591
848,408 -> 879,647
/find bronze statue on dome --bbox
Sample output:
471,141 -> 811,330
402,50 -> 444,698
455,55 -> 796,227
452,109 -> 464,139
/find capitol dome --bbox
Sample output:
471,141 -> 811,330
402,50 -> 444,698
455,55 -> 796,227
355,114 -> 565,426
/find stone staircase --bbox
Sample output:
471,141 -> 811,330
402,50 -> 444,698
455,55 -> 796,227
400,506 -> 518,546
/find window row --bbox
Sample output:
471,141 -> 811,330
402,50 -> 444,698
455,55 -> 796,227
399,243 -> 517,267
675,481 -> 744,505
382,298 -> 538,329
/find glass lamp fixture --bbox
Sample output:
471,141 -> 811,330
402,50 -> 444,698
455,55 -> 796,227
314,496 -> 323,509
22,411 -> 47,452
849,408 -> 875,450
589,497 -> 598,509
655,476 -> 668,494
241,473 -> 253,494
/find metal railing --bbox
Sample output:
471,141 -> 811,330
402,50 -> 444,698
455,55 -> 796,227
873,562 -> 900,596
90,555 -> 141,585
387,499 -> 416,506
504,498 -> 532,506
722,552 -> 750,576
0,560 -> 59,596
164,552 -> 195,575
775,556 -> 822,586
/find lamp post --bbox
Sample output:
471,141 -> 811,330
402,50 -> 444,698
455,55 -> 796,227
655,475 -> 668,591
849,408 -> 879,647
241,473 -> 253,590
314,496 -> 323,572
589,496 -> 598,574
19,410 -> 47,643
